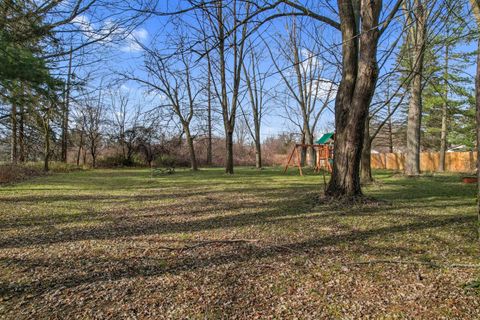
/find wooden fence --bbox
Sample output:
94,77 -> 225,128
370,151 -> 477,173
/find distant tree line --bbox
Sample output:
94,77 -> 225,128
1,0 -> 479,206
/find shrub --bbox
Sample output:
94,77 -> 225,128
45,162 -> 84,173
97,154 -> 141,168
155,155 -> 177,168
0,162 -> 84,184
0,164 -> 44,184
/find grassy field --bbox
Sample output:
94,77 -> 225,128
0,167 -> 479,319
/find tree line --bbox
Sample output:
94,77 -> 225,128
1,0 -> 479,205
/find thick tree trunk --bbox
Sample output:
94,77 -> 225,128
405,1 -> 426,177
470,0 -> 480,242
11,102 -> 17,164
184,126 -> 198,171
439,41 -> 449,172
476,38 -> 480,241
225,130 -> 234,174
325,0 -> 380,198
405,74 -> 423,176
255,139 -> 262,169
361,117 -> 373,183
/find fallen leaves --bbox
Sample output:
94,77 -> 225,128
0,168 -> 479,318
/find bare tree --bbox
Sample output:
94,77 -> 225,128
31,93 -> 58,172
214,0 -> 250,174
151,0 -> 401,195
128,32 -> 202,170
241,42 -> 271,169
81,90 -> 104,168
108,89 -> 141,165
361,84 -> 405,182
190,0 -> 251,173
267,19 -> 336,168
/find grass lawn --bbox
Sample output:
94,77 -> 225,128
0,167 -> 479,319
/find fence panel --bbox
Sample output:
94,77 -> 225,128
371,151 -> 476,173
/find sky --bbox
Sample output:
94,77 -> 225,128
67,0 -> 478,143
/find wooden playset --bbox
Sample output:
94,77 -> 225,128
283,133 -> 334,176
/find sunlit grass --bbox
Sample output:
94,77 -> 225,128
0,167 -> 478,318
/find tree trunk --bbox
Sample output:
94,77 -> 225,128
405,1 -> 426,177
76,147 -> 81,166
77,132 -> 84,166
61,48 -> 73,163
300,132 -> 306,167
306,132 -> 315,167
19,106 -> 25,162
439,40 -> 449,172
325,0 -> 380,198
91,145 -> 96,168
44,121 -> 50,172
11,102 -> 17,164
225,130 -> 234,174
255,139 -> 262,169
387,102 -> 394,153
254,112 -> 262,169
361,117 -> 373,183
470,0 -> 480,240
439,101 -> 448,171
184,126 -> 198,171
206,56 -> 213,166
475,38 -> 480,241
405,74 -> 423,176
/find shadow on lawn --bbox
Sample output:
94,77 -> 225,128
0,184 -> 316,227
1,200 -> 474,250
0,213 -> 475,300
0,177 -> 476,248
1,171 -> 477,301
0,187 -> 319,247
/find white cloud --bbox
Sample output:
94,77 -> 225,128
120,28 -> 148,53
299,48 -> 337,101
73,15 -> 148,53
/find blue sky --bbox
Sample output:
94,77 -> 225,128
69,0 -> 478,143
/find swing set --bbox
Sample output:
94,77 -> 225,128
283,133 -> 334,177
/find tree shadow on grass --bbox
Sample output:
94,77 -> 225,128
0,184 -> 475,249
0,213 -> 475,300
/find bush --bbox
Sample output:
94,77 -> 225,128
0,164 -> 44,184
44,162 -> 84,173
0,162 -> 84,184
97,154 -> 141,168
155,155 -> 177,168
